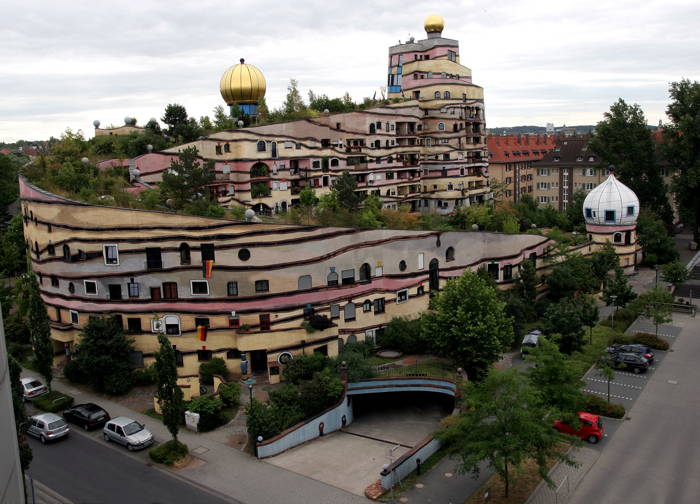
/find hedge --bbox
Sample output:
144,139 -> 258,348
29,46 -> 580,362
582,392 -> 626,419
608,332 -> 670,351
149,440 -> 188,465
34,391 -> 74,413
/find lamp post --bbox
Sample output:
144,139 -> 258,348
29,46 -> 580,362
610,295 -> 618,329
248,383 -> 253,403
655,264 -> 659,287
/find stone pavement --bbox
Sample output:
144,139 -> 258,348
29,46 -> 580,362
21,371 -> 366,504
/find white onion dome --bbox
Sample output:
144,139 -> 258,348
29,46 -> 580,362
583,173 -> 639,226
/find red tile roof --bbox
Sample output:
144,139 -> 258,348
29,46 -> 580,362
487,135 -> 557,163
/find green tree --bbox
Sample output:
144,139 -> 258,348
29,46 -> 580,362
665,80 -> 700,242
543,299 -> 585,354
298,368 -> 344,417
75,316 -> 134,394
377,316 -> 426,354
596,351 -> 616,404
333,171 -> 360,212
516,257 -> 538,307
628,288 -> 674,337
578,296 -> 600,345
565,190 -> 587,230
602,266 -> 637,307
527,338 -> 584,419
590,242 -> 619,285
9,355 -> 32,470
212,105 -> 235,131
546,255 -> 596,300
422,271 -> 513,380
661,261 -> 688,289
298,185 -> 316,223
27,274 -> 53,389
160,146 -> 214,210
154,333 -> 184,442
0,153 -> 19,220
282,79 -> 306,116
0,216 -> 26,278
590,98 -> 672,224
161,104 -> 201,142
636,209 -> 678,265
439,369 -> 574,498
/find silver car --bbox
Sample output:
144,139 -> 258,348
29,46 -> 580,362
27,413 -> 70,444
21,377 -> 48,401
103,417 -> 154,451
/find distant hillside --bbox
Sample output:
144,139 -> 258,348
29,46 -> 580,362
487,125 -> 596,135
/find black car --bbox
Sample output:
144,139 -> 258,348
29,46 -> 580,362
63,403 -> 110,430
607,344 -> 655,364
609,352 -> 649,374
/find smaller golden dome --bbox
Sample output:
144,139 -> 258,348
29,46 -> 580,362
220,58 -> 266,105
424,14 -> 445,33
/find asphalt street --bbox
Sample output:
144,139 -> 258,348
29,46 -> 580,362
26,427 -> 235,504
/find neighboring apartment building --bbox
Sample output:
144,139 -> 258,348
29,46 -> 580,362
487,135 -> 556,203
103,15 -> 491,216
532,136 -> 604,211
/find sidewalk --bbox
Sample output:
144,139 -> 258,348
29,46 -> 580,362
21,371 -> 365,504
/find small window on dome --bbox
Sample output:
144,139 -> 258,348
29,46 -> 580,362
626,206 -> 635,217
585,208 -> 592,219
605,210 -> 616,223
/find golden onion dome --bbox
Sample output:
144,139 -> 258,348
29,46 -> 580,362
424,14 -> 445,33
220,58 -> 266,105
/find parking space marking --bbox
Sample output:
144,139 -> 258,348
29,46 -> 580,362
586,378 -> 643,390
583,389 -> 633,401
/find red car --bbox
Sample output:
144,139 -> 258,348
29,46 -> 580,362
553,412 -> 604,444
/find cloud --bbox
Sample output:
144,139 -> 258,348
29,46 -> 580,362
1,0 -> 699,141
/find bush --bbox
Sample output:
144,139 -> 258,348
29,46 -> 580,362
188,395 -> 226,432
283,353 -> 327,384
149,439 -> 188,465
199,358 -> 229,385
603,308 -> 636,331
132,363 -> 157,386
608,333 -> 670,351
34,391 -> 74,413
218,382 -> 241,409
582,392 -> 626,418
103,370 -> 134,395
378,316 -> 428,354
63,359 -> 88,384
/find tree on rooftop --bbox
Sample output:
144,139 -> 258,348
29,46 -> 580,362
283,79 -> 306,116
161,104 -> 202,142
160,146 -> 214,210
213,105 -> 235,131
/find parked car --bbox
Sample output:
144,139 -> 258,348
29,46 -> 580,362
608,352 -> 649,374
20,377 -> 48,401
27,413 -> 70,444
103,417 -> 153,451
607,344 -> 655,364
520,330 -> 542,358
63,403 -> 110,430
553,412 -> 605,444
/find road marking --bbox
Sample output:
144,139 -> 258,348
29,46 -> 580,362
583,389 -> 633,401
586,378 -> 643,390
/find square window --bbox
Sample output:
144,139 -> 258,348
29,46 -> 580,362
127,281 -> 140,298
585,208 -> 592,219
228,316 -> 240,328
194,317 -> 210,328
605,210 -> 616,222
197,350 -> 212,362
226,349 -> 242,359
162,282 -> 178,299
191,280 -> 209,296
255,280 -> 269,292
103,244 -> 119,265
227,281 -> 238,296
51,276 -> 59,287
127,318 -> 142,333
396,289 -> 408,303
150,287 -> 162,300
201,243 -> 215,262
373,298 -> 385,314
70,310 -> 79,325
84,280 -> 98,295
627,206 -> 635,216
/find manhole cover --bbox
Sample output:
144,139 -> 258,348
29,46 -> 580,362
415,483 -> 425,489
444,472 -> 454,478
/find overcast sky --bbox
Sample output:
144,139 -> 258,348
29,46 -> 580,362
2,0 -> 699,142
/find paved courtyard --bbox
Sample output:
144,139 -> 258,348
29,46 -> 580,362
264,393 -> 449,496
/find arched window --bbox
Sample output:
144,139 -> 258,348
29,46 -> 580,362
363,300 -> 372,312
438,122 -> 445,131
369,123 -> 376,135
47,244 -> 55,256
327,271 -> 339,286
179,243 -> 191,265
344,303 -> 356,321
446,246 -> 455,262
163,315 -> 180,336
359,263 -> 371,283
298,275 -> 312,290
330,158 -> 339,167
613,233 -> 623,243
256,141 -> 266,152
434,91 -> 441,99
62,244 -> 71,261
251,162 -> 269,178
444,91 -> 450,99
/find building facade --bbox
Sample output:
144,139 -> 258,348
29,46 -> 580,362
487,135 -> 556,202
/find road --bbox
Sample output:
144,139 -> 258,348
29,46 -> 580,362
27,428 -> 236,504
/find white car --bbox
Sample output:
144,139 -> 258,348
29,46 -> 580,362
27,413 -> 70,444
20,377 -> 48,401
103,417 -> 154,451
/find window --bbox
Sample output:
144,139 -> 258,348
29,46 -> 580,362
62,244 -> 71,261
374,298 -> 385,314
434,91 -> 441,99
341,269 -> 355,285
215,145 -> 222,155
627,206 -> 635,217
227,281 -> 238,296
150,287 -> 162,300
108,284 -> 122,300
363,300 -> 372,312
259,314 -> 271,331
68,282 -> 75,293
127,318 -> 142,333
255,280 -> 269,292
179,243 -> 191,265
399,260 -> 407,271
70,310 -> 79,325
201,243 -> 215,262
327,271 -> 339,286
418,252 -> 424,270
438,122 -> 445,131
417,285 -> 425,295
614,232 -> 623,243
359,263 -> 371,282
164,315 -> 180,335
128,280 -> 139,298
224,143 -> 230,153
446,246 -> 455,262
298,275 -> 312,290
238,248 -> 251,261
51,276 -> 59,287
344,303 -> 356,321
84,280 -> 97,295
194,317 -> 210,329
162,282 -> 178,299
257,141 -> 266,152
146,248 -> 162,270
487,263 -> 499,280
191,280 -> 209,295
605,210 -> 616,223
585,208 -> 593,219
503,264 -> 513,281
396,289 -> 408,303
227,349 -> 242,359
197,350 -> 212,362
174,347 -> 183,366
330,304 -> 340,319
103,244 -> 119,265
47,244 -> 55,255
444,91 -> 450,99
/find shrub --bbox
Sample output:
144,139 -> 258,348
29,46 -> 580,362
283,353 -> 326,384
103,370 -> 134,395
378,316 -> 428,354
188,395 -> 226,432
149,439 -> 188,465
608,333 -> 670,351
218,382 -> 241,409
132,363 -> 157,386
582,392 -> 626,418
308,314 -> 334,331
199,358 -> 229,385
34,391 -> 74,413
63,359 -> 88,384
343,340 -> 375,357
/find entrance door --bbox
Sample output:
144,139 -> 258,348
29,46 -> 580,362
429,258 -> 440,291
250,350 -> 267,374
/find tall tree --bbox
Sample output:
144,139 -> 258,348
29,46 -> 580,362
602,266 -> 636,307
213,105 -> 235,131
282,79 -> 306,115
333,171 -> 360,212
27,273 -> 53,390
636,209 -> 678,265
155,333 -> 184,443
596,351 -> 616,404
160,146 -> 215,210
9,355 -> 32,470
0,153 -> 19,220
0,216 -> 26,278
543,299 -> 585,354
439,369 -> 575,498
661,261 -> 689,289
516,257 -> 538,306
590,242 -> 619,285
590,98 -> 672,224
666,80 -> 700,241
628,288 -> 674,337
578,295 -> 600,345
422,271 -> 514,380
161,104 -> 201,142
565,190 -> 587,230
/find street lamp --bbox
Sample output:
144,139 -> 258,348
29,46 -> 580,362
248,383 -> 253,402
610,295 -> 618,329
655,264 -> 659,287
